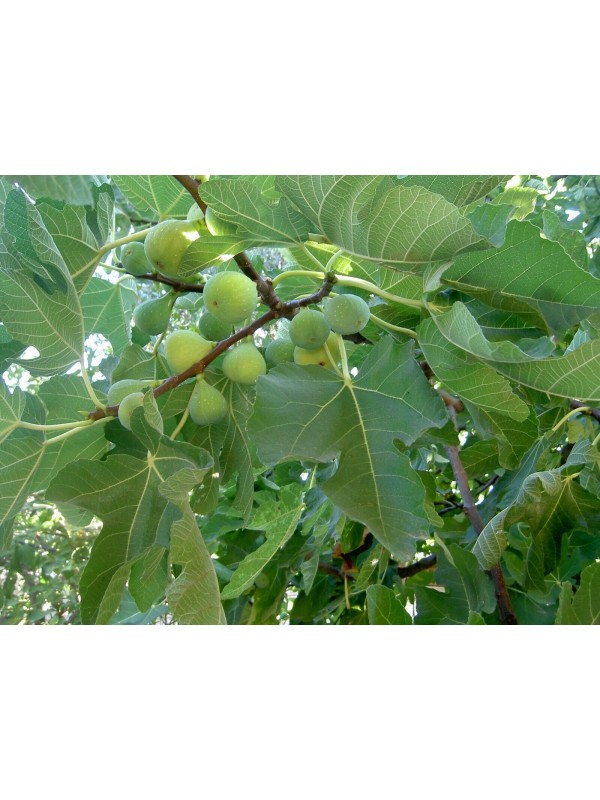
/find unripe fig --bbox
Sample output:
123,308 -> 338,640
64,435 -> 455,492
186,204 -> 205,223
121,241 -> 152,276
289,308 -> 331,350
198,311 -> 233,341
203,271 -> 258,324
322,294 -> 370,335
205,206 -> 237,237
133,294 -> 173,336
118,392 -> 145,430
223,342 -> 267,384
107,379 -> 156,406
265,337 -> 295,366
164,330 -> 214,375
294,332 -> 341,369
188,377 -> 228,425
144,219 -> 203,277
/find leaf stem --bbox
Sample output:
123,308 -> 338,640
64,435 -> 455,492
551,406 -> 592,433
272,267 -> 426,309
335,333 -> 352,383
18,419 -> 95,432
170,405 -> 190,440
80,360 -> 106,411
369,313 -> 417,339
97,227 -> 151,257
43,417 -> 111,447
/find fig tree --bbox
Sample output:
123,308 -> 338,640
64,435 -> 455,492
289,308 -> 331,350
164,330 -> 214,375
188,377 -> 228,425
144,219 -> 203,277
223,342 -> 267,384
205,206 -> 237,237
133,294 -> 173,336
121,241 -> 152,276
203,271 -> 258,324
117,392 -> 145,430
322,294 -> 370,335
198,311 -> 232,341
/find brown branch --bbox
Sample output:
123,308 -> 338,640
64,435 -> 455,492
570,400 -> 600,424
119,265 -> 206,293
398,553 -> 437,578
318,561 -> 344,580
444,444 -> 518,625
88,274 -> 337,421
172,174 -> 284,310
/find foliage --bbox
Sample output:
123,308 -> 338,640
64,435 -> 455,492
1,173 -> 599,625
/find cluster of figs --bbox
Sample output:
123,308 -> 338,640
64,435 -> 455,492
112,207 -> 370,431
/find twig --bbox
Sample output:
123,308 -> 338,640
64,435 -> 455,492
88,274 -> 336,421
570,400 -> 600,424
119,266 -> 206,293
397,554 -> 437,578
444,445 -> 518,625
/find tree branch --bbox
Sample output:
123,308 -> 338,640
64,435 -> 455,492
397,553 -> 437,578
88,274 -> 337,421
444,445 -> 518,625
570,399 -> 600,424
172,174 -> 285,310
119,265 -> 206,293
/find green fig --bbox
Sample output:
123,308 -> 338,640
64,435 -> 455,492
133,294 -> 173,336
289,308 -> 331,350
107,379 -> 157,406
223,342 -> 267,384
144,219 -> 204,278
121,241 -> 152,276
265,337 -> 296,366
117,392 -> 145,430
164,330 -> 214,375
188,377 -> 228,425
203,271 -> 258,324
198,311 -> 233,341
322,294 -> 370,335
293,332 -> 341,369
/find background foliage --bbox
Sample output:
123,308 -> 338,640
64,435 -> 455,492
1,173 -> 600,625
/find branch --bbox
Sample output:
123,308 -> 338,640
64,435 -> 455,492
397,553 -> 437,578
444,444 -> 518,625
570,399 -> 600,424
119,264 -> 206,293
88,274 -> 336,421
172,174 -> 284,310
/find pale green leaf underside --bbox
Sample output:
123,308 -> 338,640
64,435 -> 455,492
112,175 -> 192,219
443,220 -> 600,335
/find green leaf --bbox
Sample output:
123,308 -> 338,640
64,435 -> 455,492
366,585 -> 412,624
46,394 -> 215,623
473,467 -> 600,589
112,175 -> 192,219
278,176 -> 488,266
399,175 -> 508,207
555,562 -> 600,625
426,301 -> 600,404
4,175 -> 104,205
0,434 -> 44,544
221,484 -> 305,600
35,376 -> 109,490
443,220 -> 600,335
81,276 -> 137,355
418,316 -> 530,420
490,186 -> 540,220
161,468 -> 226,624
200,179 -> 313,245
541,209 -> 589,270
249,338 -> 447,559
37,202 -> 102,293
0,191 -> 84,375
414,543 -> 495,624
0,381 -> 26,444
